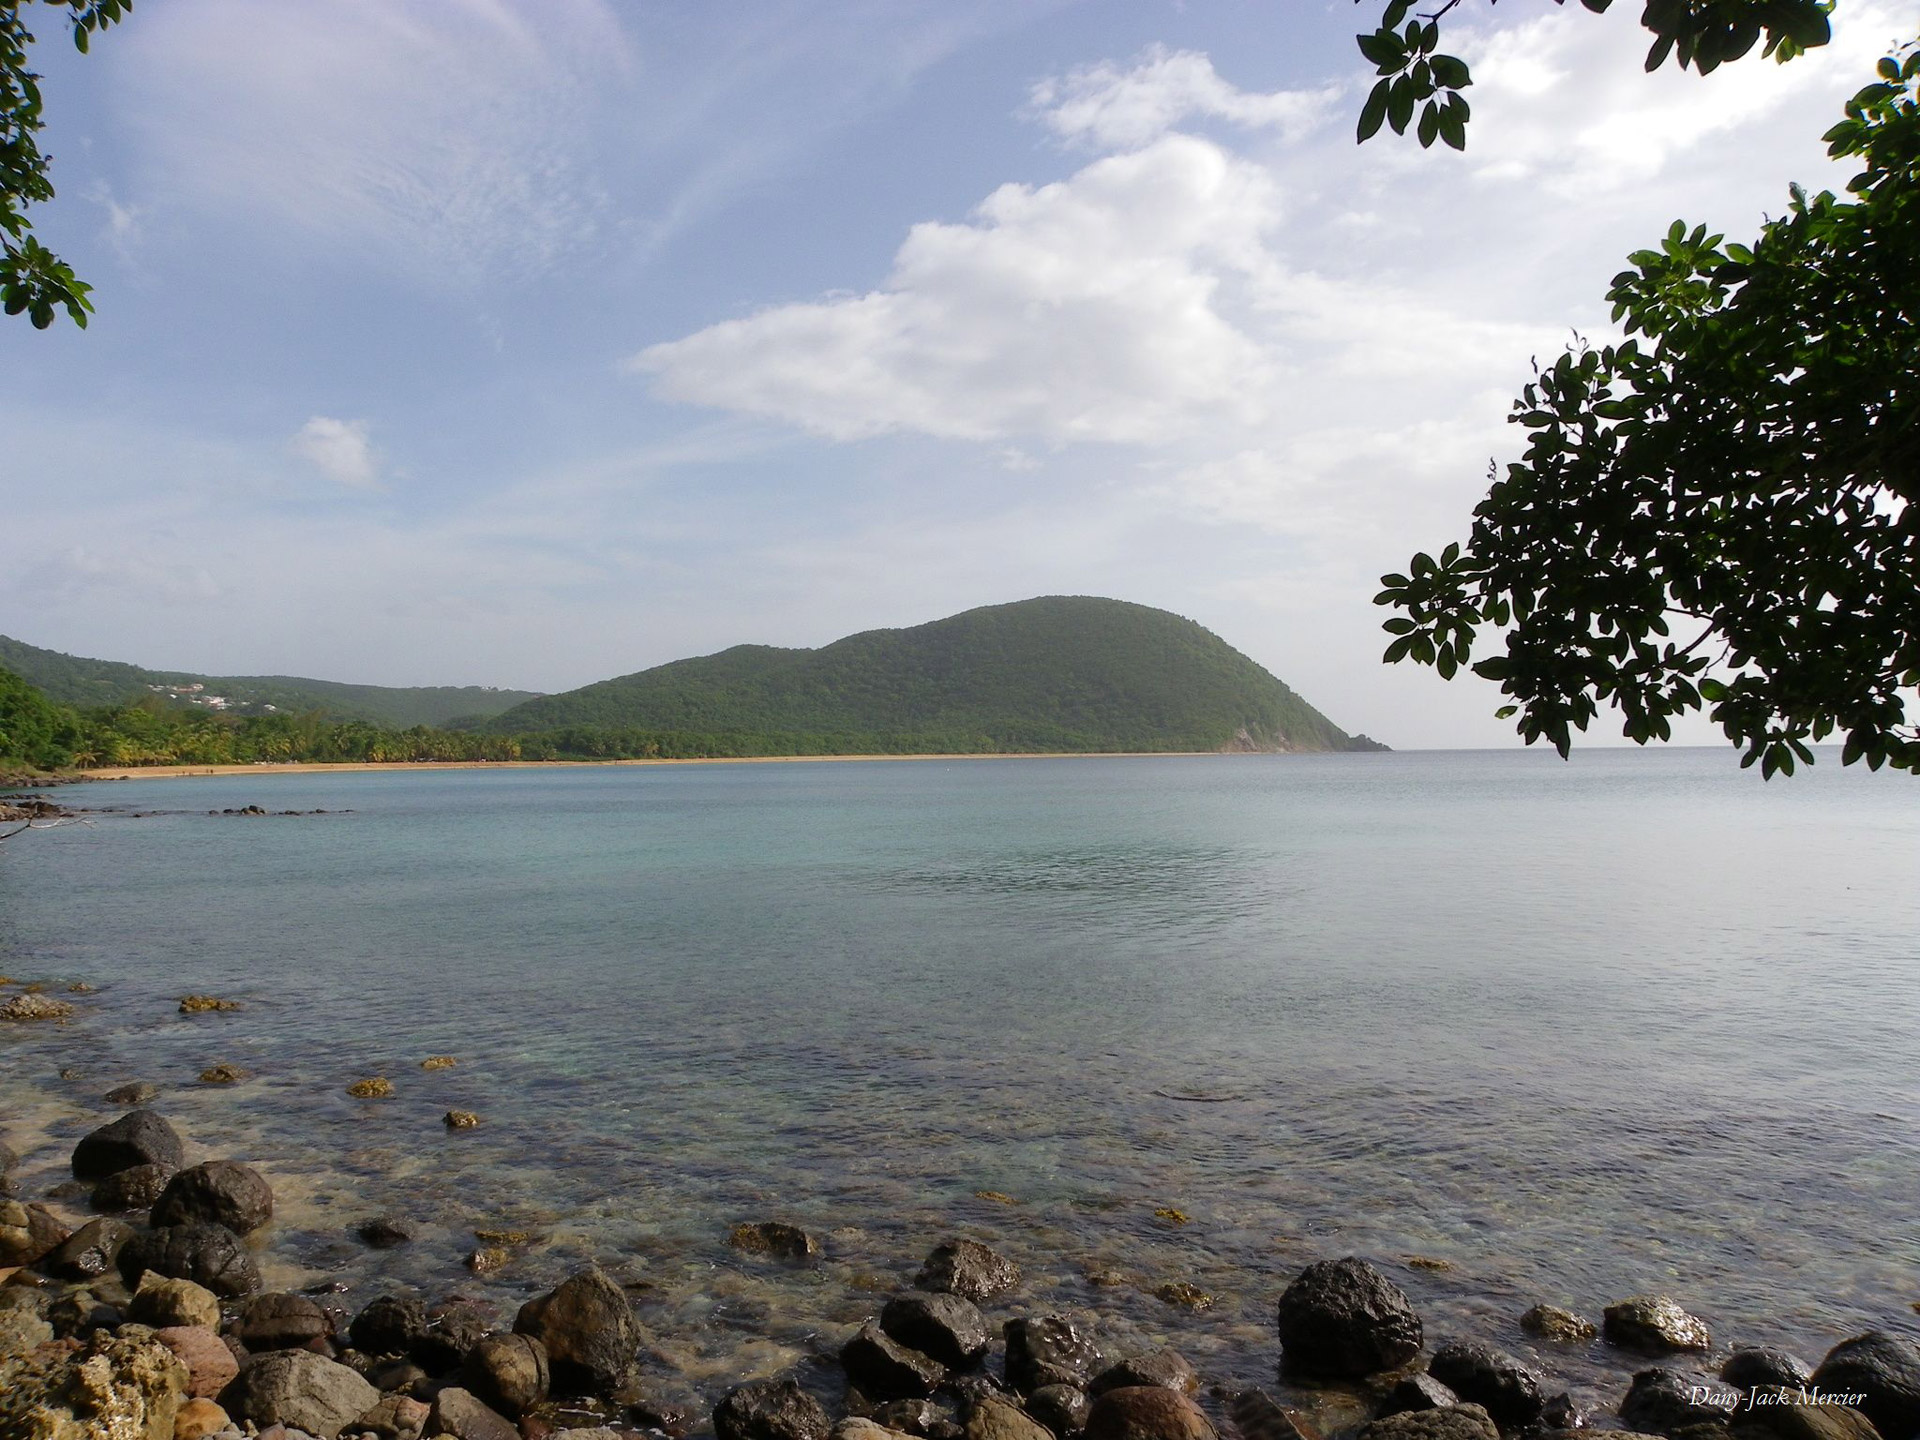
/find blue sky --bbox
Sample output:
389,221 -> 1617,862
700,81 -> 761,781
2,0 -> 1909,747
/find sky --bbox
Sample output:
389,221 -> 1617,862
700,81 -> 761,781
2,0 -> 1912,749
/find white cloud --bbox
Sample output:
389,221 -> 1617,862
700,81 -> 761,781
1030,45 -> 1334,149
291,417 -> 382,490
633,135 -> 1286,444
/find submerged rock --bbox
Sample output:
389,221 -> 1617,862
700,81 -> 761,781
103,1082 -> 160,1105
730,1221 -> 820,1259
1005,1314 -> 1107,1394
919,1241 -> 1020,1304
118,1220 -> 261,1298
444,1110 -> 482,1130
420,1056 -> 458,1071
713,1378 -> 832,1440
1154,1283 -> 1214,1311
1085,1386 -> 1216,1440
219,1348 -> 379,1438
197,1064 -> 249,1085
354,1215 -> 415,1249
1521,1306 -> 1597,1344
513,1266 -> 637,1396
1604,1298 -> 1711,1353
71,1109 -> 185,1181
1810,1333 -> 1920,1440
1276,1257 -> 1423,1379
152,1159 -> 275,1236
345,1076 -> 394,1099
1429,1340 -> 1546,1428
178,996 -> 241,1014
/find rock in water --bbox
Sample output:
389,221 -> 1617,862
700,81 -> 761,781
239,1292 -> 331,1352
918,1240 -> 1020,1304
1029,1385 -> 1093,1436
152,1159 -> 275,1235
1811,1333 -> 1920,1440
462,1332 -> 550,1418
1721,1349 -> 1814,1393
1087,1387 -> 1217,1440
355,1215 -> 415,1248
349,1294 -> 427,1358
1005,1314 -> 1107,1393
730,1221 -> 820,1258
219,1348 -> 380,1438
1429,1340 -> 1546,1428
0,992 -> 74,1019
0,1328 -> 189,1440
965,1396 -> 1054,1440
1275,1257 -> 1424,1379
118,1221 -> 261,1298
93,1162 -> 176,1213
713,1378 -> 833,1440
0,1199 -> 70,1266
128,1273 -> 222,1330
1521,1306 -> 1597,1344
1603,1298 -> 1711,1353
44,1216 -> 136,1280
1358,1407 -> 1503,1440
1382,1376 -> 1461,1417
881,1291 -> 991,1370
513,1265 -> 638,1396
1090,1350 -> 1201,1398
843,1320 -> 946,1399
154,1324 -> 241,1399
1619,1369 -> 1736,1434
104,1082 -> 161,1105
71,1109 -> 186,1180
427,1384 -> 520,1440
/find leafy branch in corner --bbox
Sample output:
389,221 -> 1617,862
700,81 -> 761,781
1354,0 -> 1836,150
1,0 -> 130,329
1376,42 -> 1920,777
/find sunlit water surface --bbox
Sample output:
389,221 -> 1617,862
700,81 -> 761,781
2,750 -> 1916,1420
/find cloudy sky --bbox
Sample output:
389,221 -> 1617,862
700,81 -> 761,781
2,0 -> 1909,748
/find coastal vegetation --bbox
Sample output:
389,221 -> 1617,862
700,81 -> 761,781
0,598 -> 1384,773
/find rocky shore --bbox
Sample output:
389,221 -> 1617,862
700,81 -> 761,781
3,1093 -> 1917,1440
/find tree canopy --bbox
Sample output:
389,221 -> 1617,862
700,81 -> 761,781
2,0 -> 126,329
1377,42 -> 1920,775
1355,0 -> 1836,150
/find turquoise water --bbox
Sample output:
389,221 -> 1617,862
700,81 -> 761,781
2,749 -> 1917,1414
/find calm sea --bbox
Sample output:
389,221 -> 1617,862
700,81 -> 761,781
2,749 -> 1916,1412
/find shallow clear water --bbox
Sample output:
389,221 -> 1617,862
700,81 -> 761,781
2,749 -> 1917,1420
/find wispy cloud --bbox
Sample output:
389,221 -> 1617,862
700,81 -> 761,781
291,417 -> 382,490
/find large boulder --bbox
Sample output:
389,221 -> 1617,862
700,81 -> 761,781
219,1348 -> 380,1438
1811,1334 -> 1920,1440
1604,1298 -> 1712,1353
71,1110 -> 185,1181
1004,1314 -> 1107,1393
349,1294 -> 428,1358
461,1332 -> 550,1418
0,1328 -> 189,1440
845,1319 -> 947,1399
1429,1340 -> 1546,1429
713,1378 -> 832,1440
1358,1406 -> 1503,1440
154,1325 -> 240,1399
93,1163 -> 175,1214
1276,1258 -> 1423,1380
43,1217 -> 137,1280
0,1199 -> 71,1266
118,1221 -> 260,1298
1090,1350 -> 1200,1398
151,1160 -> 274,1236
919,1241 -> 1020,1304
882,1291 -> 991,1370
1085,1387 -> 1217,1440
512,1266 -> 638,1396
239,1291 -> 331,1352
128,1272 -> 222,1330
1618,1369 -> 1737,1435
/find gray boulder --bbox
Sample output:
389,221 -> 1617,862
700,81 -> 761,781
1429,1340 -> 1545,1429
883,1291 -> 991,1370
713,1377 -> 832,1440
1382,1376 -> 1461,1418
1811,1333 -> 1920,1440
1276,1257 -> 1423,1379
220,1348 -> 380,1438
1028,1385 -> 1091,1436
152,1159 -> 275,1236
1722,1349 -> 1813,1393
0,1199 -> 69,1266
71,1109 -> 185,1180
118,1220 -> 261,1298
239,1292 -> 331,1352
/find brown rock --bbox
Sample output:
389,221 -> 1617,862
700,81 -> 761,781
730,1221 -> 820,1258
967,1396 -> 1055,1440
198,1064 -> 249,1085
239,1292 -> 331,1352
1358,1406 -> 1503,1440
347,1077 -> 394,1099
0,1199 -> 71,1267
1090,1350 -> 1199,1398
462,1332 -> 550,1418
155,1325 -> 241,1398
427,1384 -> 519,1440
174,1396 -> 231,1440
1086,1387 -> 1216,1440
513,1267 -> 637,1396
1522,1306 -> 1597,1344
130,1274 -> 222,1331
357,1393 -> 432,1440
444,1110 -> 481,1130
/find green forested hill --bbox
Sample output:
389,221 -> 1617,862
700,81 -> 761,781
0,634 -> 541,728
487,596 -> 1384,753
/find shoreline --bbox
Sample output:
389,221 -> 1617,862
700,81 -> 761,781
59,751 -> 1233,782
